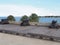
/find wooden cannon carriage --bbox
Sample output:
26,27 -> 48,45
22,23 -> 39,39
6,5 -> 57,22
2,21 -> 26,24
0,19 -> 9,24
20,19 -> 30,26
49,20 -> 59,29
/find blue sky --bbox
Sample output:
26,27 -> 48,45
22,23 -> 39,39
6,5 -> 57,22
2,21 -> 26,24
0,0 -> 60,7
0,0 -> 60,16
0,0 -> 60,8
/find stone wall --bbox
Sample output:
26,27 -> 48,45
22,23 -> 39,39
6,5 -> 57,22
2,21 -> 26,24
9,21 -> 60,26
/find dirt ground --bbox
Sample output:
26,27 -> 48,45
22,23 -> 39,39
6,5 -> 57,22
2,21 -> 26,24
0,33 -> 60,45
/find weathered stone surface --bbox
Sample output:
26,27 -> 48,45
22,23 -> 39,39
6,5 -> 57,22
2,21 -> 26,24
0,24 -> 60,41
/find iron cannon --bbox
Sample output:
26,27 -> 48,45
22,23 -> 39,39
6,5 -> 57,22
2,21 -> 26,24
20,19 -> 30,26
49,20 -> 59,29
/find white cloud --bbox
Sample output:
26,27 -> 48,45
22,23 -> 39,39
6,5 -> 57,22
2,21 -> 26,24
0,4 -> 60,17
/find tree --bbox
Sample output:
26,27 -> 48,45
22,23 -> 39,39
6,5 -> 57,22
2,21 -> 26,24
29,13 -> 39,22
7,15 -> 15,21
21,15 -> 28,21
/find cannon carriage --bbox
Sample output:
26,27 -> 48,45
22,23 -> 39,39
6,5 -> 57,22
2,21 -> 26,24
49,20 -> 59,29
20,19 -> 30,26
0,19 -> 9,24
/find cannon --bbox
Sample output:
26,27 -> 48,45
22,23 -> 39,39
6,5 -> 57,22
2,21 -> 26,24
49,20 -> 59,29
0,19 -> 9,24
20,19 -> 30,26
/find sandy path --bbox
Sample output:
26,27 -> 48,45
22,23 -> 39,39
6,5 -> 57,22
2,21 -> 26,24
0,33 -> 60,45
